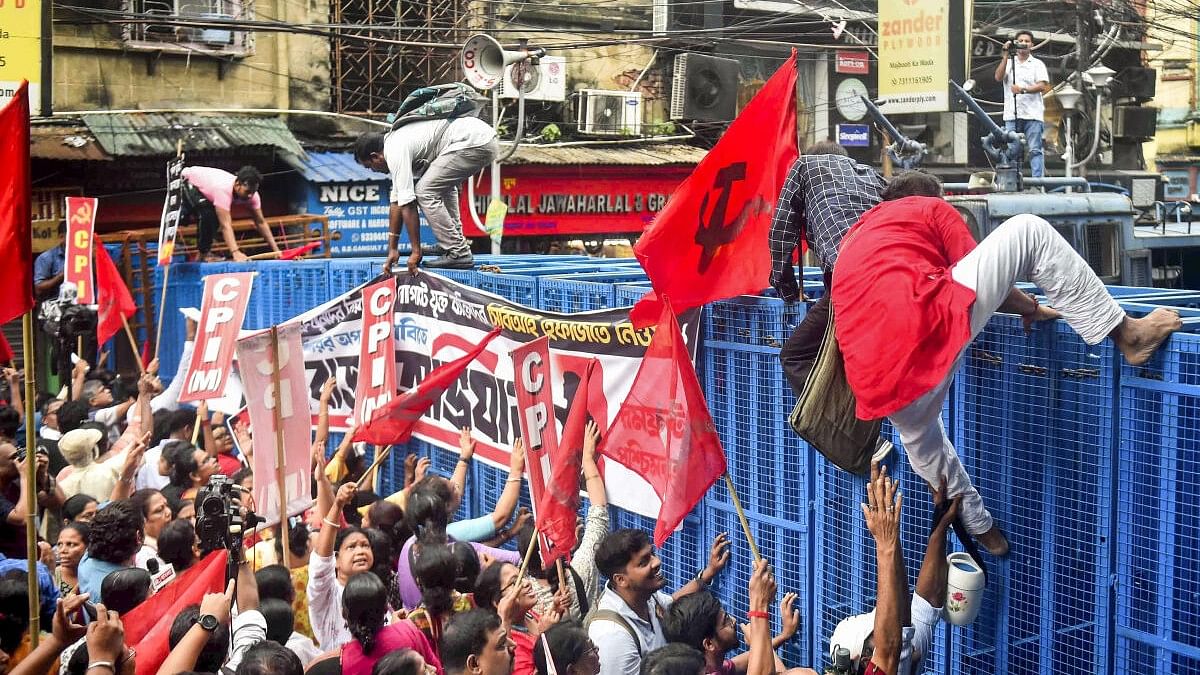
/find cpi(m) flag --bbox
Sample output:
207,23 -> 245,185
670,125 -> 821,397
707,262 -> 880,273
535,358 -> 598,563
602,299 -> 726,545
353,277 -> 397,427
0,82 -> 33,325
630,52 -> 798,327
511,336 -> 558,561
125,550 -> 228,675
179,272 -> 255,403
95,244 -> 138,345
239,323 -> 314,524
354,326 -> 503,445
64,197 -> 98,304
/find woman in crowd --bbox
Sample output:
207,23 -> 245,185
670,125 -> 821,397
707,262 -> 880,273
533,621 -> 601,675
372,648 -> 436,675
62,494 -> 97,525
129,488 -> 172,567
396,429 -> 527,610
54,522 -> 90,596
406,543 -> 475,648
518,421 -> 609,619
162,441 -> 219,507
310,481 -> 376,651
475,561 -> 559,675
157,518 -> 200,573
341,572 -> 442,675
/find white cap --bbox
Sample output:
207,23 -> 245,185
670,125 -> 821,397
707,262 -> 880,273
829,611 -> 875,662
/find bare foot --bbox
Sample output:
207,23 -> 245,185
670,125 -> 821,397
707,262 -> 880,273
975,525 -> 1009,557
1116,308 -> 1182,366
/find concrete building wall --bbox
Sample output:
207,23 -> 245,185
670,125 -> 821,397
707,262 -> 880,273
51,0 -> 329,112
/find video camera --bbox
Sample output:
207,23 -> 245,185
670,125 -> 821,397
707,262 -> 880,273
195,475 -> 263,564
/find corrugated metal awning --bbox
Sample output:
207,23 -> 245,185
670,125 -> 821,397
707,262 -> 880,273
289,151 -> 381,183
288,143 -> 706,183
31,124 -> 112,161
80,113 -> 306,159
505,143 -> 707,166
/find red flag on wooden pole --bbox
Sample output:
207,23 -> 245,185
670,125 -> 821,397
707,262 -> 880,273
602,299 -> 727,545
630,53 -> 798,327
353,327 -> 503,445
0,82 -> 34,325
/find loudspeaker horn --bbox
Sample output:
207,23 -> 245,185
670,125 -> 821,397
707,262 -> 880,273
461,34 -> 545,91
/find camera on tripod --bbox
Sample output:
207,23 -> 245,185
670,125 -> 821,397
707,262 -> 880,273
195,475 -> 263,563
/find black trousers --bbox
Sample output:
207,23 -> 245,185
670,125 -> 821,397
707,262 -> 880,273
180,181 -> 220,256
779,271 -> 832,398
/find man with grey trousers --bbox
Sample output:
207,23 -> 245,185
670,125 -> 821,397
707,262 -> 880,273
355,116 -> 498,275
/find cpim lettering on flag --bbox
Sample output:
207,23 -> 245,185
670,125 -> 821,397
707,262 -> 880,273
179,272 -> 255,403
352,277 -> 398,426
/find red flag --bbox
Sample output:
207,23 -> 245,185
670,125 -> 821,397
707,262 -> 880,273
95,245 -> 138,345
354,326 -> 503,445
511,336 -> 558,561
125,550 -> 228,675
535,358 -> 597,563
629,53 -> 798,327
0,83 -> 33,325
0,332 -> 13,365
602,299 -> 726,545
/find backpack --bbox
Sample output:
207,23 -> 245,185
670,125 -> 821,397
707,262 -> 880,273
583,596 -> 665,657
390,83 -> 487,131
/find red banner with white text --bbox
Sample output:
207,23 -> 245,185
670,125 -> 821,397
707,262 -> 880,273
352,277 -> 398,427
179,272 -> 255,403
238,323 -> 313,523
64,197 -> 98,305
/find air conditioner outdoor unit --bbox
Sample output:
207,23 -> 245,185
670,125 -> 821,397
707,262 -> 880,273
197,12 -> 235,45
577,90 -> 642,136
497,56 -> 567,102
670,52 -> 738,121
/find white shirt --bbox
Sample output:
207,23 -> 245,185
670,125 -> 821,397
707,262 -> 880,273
224,609 -> 268,673
1002,53 -> 1050,122
307,551 -> 351,651
287,631 -> 323,668
589,584 -> 674,675
384,116 -> 496,206
135,441 -> 172,491
909,593 -> 941,673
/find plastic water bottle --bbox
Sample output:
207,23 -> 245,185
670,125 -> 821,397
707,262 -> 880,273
825,647 -> 852,674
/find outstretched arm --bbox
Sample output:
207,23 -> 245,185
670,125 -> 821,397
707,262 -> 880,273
864,460 -> 908,675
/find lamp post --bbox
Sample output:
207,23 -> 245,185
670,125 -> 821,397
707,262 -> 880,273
1056,82 -> 1083,187
1068,64 -> 1115,178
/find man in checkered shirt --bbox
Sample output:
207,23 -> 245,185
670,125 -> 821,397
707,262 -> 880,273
768,141 -> 886,399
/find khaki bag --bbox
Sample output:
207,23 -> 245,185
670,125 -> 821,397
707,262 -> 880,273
788,305 -> 882,476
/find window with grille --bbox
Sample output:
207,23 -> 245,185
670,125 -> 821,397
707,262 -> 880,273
121,0 -> 255,56
1083,221 -> 1120,281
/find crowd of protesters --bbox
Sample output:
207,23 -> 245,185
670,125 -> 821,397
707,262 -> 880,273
0,133 -> 1182,675
0,324 -> 952,675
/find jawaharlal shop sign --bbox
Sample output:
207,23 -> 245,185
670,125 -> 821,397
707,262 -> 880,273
460,164 -> 693,238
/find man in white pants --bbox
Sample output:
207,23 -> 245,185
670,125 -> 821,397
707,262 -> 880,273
831,171 -> 1181,555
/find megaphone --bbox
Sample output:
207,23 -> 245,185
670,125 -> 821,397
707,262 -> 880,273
461,34 -> 546,91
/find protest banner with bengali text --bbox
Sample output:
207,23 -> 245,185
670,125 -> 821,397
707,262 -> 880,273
178,272 -> 255,403
237,323 -> 313,523
64,197 -> 97,304
272,272 -> 702,519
